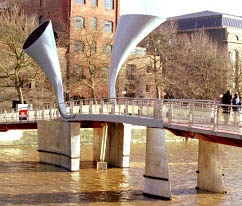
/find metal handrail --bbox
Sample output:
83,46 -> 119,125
0,98 -> 241,135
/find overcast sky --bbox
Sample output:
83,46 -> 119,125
120,0 -> 242,18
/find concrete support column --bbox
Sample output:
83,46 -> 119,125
37,120 -> 80,171
93,123 -> 131,168
107,123 -> 131,167
144,127 -> 171,200
93,128 -> 102,162
196,139 -> 225,193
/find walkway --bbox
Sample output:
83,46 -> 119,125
0,98 -> 241,139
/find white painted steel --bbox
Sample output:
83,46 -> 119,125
108,14 -> 165,98
22,20 -> 70,118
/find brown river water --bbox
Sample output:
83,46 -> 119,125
0,137 -> 242,205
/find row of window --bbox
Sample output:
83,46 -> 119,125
74,16 -> 113,33
126,64 -> 153,80
21,72 -> 152,93
72,64 -> 152,93
75,0 -> 114,9
20,77 -> 53,90
39,0 -> 114,9
73,40 -> 112,54
125,84 -> 151,93
39,16 -> 113,33
72,64 -> 107,80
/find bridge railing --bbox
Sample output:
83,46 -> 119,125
0,98 -> 242,134
161,99 -> 242,133
0,105 -> 60,123
67,97 -> 163,119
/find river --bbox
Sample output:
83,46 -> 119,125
0,137 -> 241,205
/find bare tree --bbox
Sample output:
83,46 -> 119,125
133,21 -> 178,99
0,3 -> 40,104
119,25 -> 231,100
68,16 -> 113,99
163,30 -> 232,100
231,49 -> 242,97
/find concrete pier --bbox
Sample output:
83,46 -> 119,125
93,123 -> 131,168
93,127 -> 103,162
37,120 -> 80,171
144,127 -> 171,199
107,123 -> 131,167
196,139 -> 225,193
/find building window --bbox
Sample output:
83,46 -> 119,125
101,68 -> 108,79
75,0 -> 85,4
104,0 -> 113,9
73,64 -> 82,73
146,66 -> 152,73
73,40 -> 85,52
103,44 -> 112,54
43,78 -> 52,90
73,64 -> 85,79
92,0 -> 98,7
126,64 -> 136,80
90,17 -> 97,30
103,21 -> 113,33
74,16 -> 85,28
40,0 -> 45,8
146,85 -> 151,92
90,41 -> 96,54
39,16 -> 44,24
125,84 -> 135,97
20,76 -> 31,89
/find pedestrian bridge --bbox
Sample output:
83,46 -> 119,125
1,97 -> 241,198
0,97 -> 241,143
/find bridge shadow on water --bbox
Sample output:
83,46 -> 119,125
0,161 -> 68,173
0,190 -> 162,205
0,187 -> 220,205
0,160 -> 172,204
0,160 -> 105,173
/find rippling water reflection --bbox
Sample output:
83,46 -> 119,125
0,141 -> 241,205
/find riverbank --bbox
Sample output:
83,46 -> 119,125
0,126 -> 188,146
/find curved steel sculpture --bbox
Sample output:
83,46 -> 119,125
23,20 -> 73,118
22,11 -> 164,117
108,14 -> 165,98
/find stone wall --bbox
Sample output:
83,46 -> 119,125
0,130 -> 38,146
0,126 -> 186,146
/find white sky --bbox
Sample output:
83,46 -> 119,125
120,0 -> 242,18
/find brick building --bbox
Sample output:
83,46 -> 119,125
2,2 -> 242,108
0,0 -> 120,109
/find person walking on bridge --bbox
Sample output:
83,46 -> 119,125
222,90 -> 232,125
232,93 -> 240,124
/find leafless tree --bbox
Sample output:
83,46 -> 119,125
68,16 -> 113,99
125,25 -> 232,100
230,49 -> 242,97
0,3 -> 40,104
164,31 -> 232,100
130,21 -> 178,99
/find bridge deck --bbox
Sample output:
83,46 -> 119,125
0,98 -> 241,145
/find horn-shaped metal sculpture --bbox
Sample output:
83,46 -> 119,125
23,20 -> 73,118
108,14 -> 165,98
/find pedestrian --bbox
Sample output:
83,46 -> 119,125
232,93 -> 240,124
221,90 -> 232,124
232,93 -> 240,112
